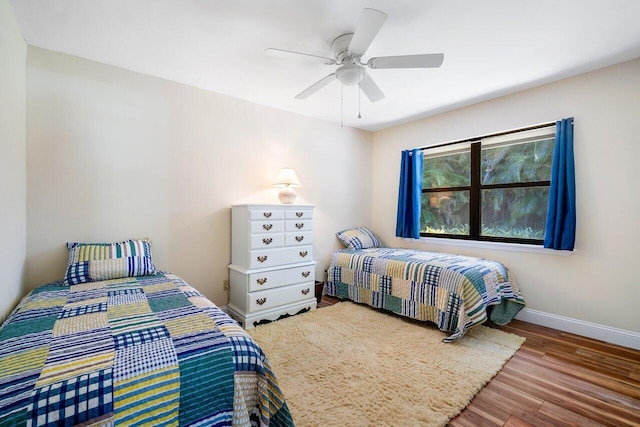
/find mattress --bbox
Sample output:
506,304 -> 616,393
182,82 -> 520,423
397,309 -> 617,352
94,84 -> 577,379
0,272 -> 293,426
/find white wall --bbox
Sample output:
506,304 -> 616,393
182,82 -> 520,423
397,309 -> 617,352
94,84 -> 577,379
0,0 -> 27,320
26,47 -> 372,306
372,58 -> 640,333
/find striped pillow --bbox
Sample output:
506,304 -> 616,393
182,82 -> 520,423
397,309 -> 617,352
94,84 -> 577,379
336,227 -> 384,250
64,238 -> 157,285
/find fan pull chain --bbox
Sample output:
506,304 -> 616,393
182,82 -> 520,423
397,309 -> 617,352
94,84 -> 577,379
340,83 -> 344,128
358,82 -> 362,119
357,67 -> 362,119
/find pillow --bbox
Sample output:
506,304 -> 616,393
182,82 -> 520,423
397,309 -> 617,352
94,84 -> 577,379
336,227 -> 384,250
64,238 -> 157,285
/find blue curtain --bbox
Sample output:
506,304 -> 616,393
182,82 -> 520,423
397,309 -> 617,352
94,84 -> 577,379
544,118 -> 576,250
396,149 -> 423,238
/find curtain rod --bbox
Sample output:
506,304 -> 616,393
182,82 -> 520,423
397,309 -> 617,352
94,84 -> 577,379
417,120 -> 557,151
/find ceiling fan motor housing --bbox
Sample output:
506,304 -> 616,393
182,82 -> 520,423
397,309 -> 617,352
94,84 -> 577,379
332,33 -> 365,86
332,33 -> 356,63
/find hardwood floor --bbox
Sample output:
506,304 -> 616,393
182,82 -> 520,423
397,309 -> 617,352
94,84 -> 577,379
318,296 -> 640,426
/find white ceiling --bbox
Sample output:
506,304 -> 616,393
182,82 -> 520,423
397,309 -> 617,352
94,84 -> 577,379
9,0 -> 640,131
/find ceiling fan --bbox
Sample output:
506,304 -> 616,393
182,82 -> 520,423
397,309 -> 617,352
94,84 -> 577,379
265,8 -> 444,103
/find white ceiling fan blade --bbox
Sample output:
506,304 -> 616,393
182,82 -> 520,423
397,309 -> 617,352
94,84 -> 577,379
265,48 -> 336,65
359,72 -> 384,102
295,73 -> 337,99
348,8 -> 388,55
368,53 -> 444,69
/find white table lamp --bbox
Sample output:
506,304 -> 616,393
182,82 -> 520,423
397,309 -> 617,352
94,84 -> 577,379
274,168 -> 301,204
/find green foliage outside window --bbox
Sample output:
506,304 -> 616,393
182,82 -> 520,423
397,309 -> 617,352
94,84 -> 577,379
421,136 -> 554,241
422,151 -> 470,234
481,139 -> 554,185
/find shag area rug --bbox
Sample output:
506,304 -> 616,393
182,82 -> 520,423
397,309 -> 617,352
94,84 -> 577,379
248,301 -> 525,427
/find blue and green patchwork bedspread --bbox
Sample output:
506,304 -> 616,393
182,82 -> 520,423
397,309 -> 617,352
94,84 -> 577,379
327,248 -> 525,342
0,273 -> 294,426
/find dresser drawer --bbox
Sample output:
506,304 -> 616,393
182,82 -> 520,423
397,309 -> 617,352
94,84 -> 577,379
249,246 -> 313,269
249,209 -> 284,220
250,221 -> 284,234
248,282 -> 314,313
285,209 -> 313,220
250,234 -> 284,249
285,219 -> 313,232
284,231 -> 313,246
249,265 -> 315,292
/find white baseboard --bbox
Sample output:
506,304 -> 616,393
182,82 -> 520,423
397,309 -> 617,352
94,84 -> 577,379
218,305 -> 228,314
515,308 -> 640,351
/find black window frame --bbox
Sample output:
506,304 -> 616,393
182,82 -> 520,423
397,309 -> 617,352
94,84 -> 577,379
420,123 -> 555,245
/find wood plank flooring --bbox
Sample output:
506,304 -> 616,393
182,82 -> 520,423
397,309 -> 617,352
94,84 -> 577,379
318,296 -> 640,426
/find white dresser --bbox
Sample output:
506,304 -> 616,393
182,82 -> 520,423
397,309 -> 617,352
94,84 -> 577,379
227,204 -> 317,328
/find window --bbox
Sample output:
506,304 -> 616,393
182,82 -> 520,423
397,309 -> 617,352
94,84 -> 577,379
421,126 -> 555,244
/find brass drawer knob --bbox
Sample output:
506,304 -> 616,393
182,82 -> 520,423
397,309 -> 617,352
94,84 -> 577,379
295,235 -> 304,242
296,212 -> 303,217
257,278 -> 267,285
262,238 -> 273,245
257,255 -> 268,263
295,223 -> 304,229
301,288 -> 310,295
256,298 -> 267,305
263,212 -> 272,218
262,223 -> 273,231
299,251 -> 308,258
301,271 -> 310,278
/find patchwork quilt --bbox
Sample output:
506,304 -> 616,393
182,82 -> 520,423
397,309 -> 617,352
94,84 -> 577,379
327,248 -> 525,342
0,273 -> 294,426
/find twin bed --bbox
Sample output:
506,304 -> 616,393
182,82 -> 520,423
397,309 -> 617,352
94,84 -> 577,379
1,233 -> 525,426
0,240 -> 293,426
327,228 -> 525,342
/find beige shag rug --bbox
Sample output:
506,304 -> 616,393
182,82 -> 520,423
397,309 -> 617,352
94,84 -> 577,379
248,302 -> 525,427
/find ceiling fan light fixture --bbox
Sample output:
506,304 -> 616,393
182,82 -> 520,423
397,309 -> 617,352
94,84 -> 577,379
336,63 -> 364,86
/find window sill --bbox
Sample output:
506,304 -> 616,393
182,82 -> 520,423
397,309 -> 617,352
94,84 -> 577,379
411,236 -> 574,256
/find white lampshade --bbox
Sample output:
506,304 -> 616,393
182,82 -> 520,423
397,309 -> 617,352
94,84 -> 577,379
274,168 -> 301,188
274,168 -> 300,204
